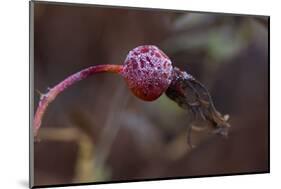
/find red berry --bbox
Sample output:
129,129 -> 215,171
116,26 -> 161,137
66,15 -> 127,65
121,45 -> 173,101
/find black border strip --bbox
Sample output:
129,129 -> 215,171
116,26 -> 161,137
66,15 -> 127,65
29,1 -> 34,188
33,171 -> 268,188
32,0 -> 269,17
268,16 -> 270,173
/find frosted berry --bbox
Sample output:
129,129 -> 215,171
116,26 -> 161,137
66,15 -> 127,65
121,45 -> 173,101
33,44 -> 230,142
33,45 -> 173,136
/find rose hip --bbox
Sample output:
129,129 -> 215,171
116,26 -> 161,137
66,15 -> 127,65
121,45 -> 173,101
33,45 -> 172,136
33,44 -> 230,143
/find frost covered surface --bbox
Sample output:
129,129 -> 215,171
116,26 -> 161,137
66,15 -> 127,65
121,45 -> 173,101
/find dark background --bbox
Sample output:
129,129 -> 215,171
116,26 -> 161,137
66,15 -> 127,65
33,2 -> 269,186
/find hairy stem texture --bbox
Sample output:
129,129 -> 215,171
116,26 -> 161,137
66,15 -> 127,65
33,64 -> 123,137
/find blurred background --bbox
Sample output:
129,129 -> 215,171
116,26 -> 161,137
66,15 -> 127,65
33,2 -> 269,186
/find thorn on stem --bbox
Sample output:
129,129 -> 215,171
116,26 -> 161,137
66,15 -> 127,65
35,89 -> 43,97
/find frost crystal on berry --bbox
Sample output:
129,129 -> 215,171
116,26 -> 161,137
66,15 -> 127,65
121,45 -> 173,101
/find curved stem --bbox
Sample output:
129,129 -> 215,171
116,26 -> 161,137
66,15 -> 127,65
33,64 -> 123,137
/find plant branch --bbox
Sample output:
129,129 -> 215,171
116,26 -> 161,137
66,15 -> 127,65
33,64 -> 123,137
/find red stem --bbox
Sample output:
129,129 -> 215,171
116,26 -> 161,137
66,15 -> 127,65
33,64 -> 123,137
